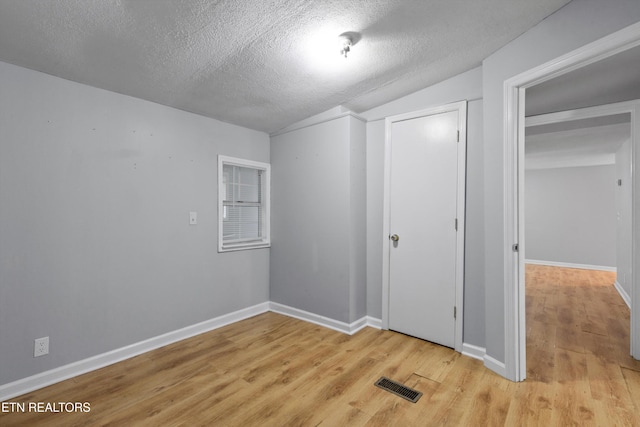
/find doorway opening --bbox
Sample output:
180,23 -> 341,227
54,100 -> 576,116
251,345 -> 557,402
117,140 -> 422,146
503,22 -> 640,381
523,106 -> 632,380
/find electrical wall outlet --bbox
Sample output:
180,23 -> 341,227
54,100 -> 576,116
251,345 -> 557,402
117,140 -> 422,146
34,336 -> 49,357
189,211 -> 197,225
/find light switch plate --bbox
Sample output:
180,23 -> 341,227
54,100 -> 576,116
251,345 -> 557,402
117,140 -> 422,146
189,211 -> 197,225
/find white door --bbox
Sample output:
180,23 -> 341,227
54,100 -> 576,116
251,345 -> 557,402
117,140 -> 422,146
387,105 -> 465,348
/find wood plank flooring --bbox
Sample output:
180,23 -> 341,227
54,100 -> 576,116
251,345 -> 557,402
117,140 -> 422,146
3,265 -> 640,426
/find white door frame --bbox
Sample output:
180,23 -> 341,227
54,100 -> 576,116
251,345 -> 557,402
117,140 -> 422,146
382,100 -> 467,353
503,22 -> 640,382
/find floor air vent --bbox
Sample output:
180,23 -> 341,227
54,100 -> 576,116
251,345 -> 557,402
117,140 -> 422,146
374,377 -> 423,403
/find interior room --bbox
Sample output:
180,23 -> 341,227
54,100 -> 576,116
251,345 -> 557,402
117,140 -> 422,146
525,115 -> 630,274
1,0 -> 640,424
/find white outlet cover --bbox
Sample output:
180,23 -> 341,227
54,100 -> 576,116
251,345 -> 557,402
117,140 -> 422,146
189,211 -> 197,225
34,336 -> 49,357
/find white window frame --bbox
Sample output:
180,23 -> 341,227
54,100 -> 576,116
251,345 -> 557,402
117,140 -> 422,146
218,155 -> 271,252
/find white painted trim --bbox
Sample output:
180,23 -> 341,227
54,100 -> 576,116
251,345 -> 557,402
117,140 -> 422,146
615,281 -> 632,308
0,302 -> 270,401
525,259 -> 617,272
484,354 -> 507,378
633,103 -> 640,359
382,101 -> 467,354
366,96 -> 483,124
503,82 -> 524,382
455,102 -> 468,354
268,302 -> 370,335
526,100 -> 640,127
365,316 -> 383,330
349,317 -> 369,335
503,21 -> 640,382
525,154 -> 616,170
462,343 -> 486,361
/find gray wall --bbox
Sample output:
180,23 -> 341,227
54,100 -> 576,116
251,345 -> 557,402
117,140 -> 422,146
361,67 -> 486,348
349,117 -> 367,323
0,61 -> 270,385
616,139 -> 632,296
364,119 -> 385,321
482,0 -> 640,363
525,165 -> 616,268
270,114 -> 366,323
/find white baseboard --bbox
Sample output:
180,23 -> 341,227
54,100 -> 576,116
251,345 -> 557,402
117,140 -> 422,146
615,281 -> 631,308
525,259 -> 616,272
348,316 -> 368,334
268,302 -> 376,335
462,343 -> 486,361
365,316 -> 383,330
0,302 -> 270,402
484,354 -> 507,378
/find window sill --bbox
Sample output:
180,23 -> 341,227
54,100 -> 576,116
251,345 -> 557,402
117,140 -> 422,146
218,242 -> 271,253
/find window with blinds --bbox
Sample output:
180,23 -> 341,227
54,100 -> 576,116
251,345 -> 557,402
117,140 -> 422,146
218,156 -> 270,252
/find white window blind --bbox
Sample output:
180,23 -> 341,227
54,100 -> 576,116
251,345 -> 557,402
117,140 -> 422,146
218,156 -> 270,252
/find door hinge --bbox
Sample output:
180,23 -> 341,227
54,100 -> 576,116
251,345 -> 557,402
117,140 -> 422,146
454,306 -> 457,319
457,130 -> 460,142
512,243 -> 519,252
454,218 -> 458,231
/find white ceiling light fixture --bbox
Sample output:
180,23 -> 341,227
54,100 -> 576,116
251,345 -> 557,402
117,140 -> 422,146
303,30 -> 361,72
339,34 -> 352,58
338,32 -> 360,58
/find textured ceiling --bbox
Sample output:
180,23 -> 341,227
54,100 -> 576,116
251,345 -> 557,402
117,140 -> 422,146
0,0 -> 571,133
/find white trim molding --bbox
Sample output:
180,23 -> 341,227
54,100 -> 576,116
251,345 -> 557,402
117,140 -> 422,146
365,316 -> 383,330
462,343 -> 486,361
525,259 -> 617,272
268,302 -> 376,335
526,101 -> 640,127
503,21 -> 640,382
484,354 -> 507,378
615,281 -> 632,308
0,302 -> 271,402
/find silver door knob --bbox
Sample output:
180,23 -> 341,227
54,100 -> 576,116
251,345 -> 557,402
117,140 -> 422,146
390,234 -> 399,242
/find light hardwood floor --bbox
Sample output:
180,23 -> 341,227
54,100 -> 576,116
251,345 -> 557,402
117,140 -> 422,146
2,265 -> 640,426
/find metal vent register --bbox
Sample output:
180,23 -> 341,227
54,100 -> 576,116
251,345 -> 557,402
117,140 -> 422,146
374,377 -> 423,403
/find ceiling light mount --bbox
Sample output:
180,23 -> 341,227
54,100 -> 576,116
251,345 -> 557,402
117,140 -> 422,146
339,35 -> 352,58
338,32 -> 361,58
